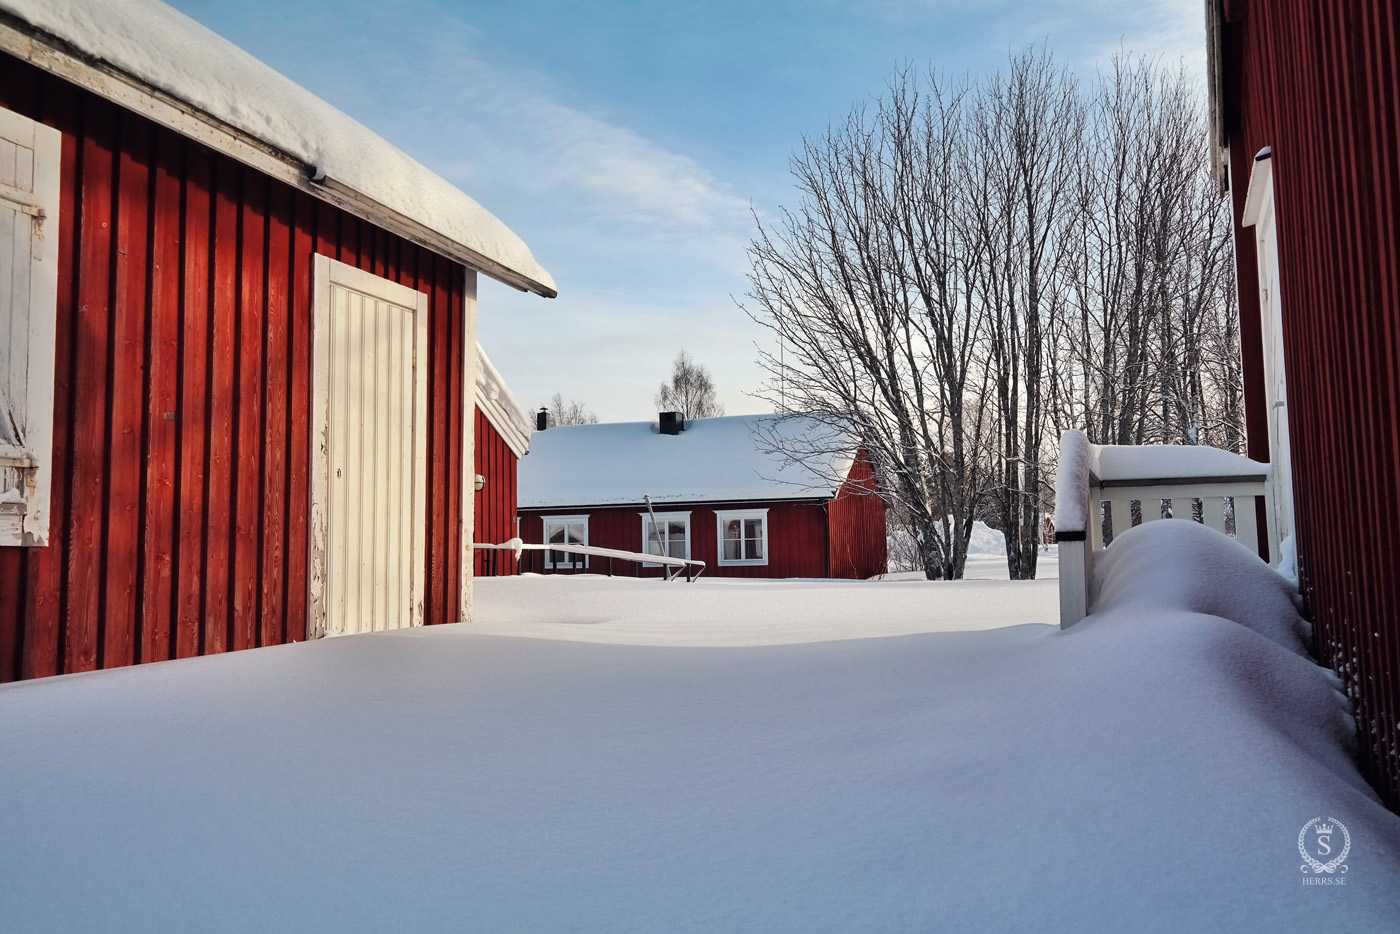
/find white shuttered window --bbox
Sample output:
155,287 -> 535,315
0,106 -> 61,547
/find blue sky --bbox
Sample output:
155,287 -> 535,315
168,0 -> 1207,421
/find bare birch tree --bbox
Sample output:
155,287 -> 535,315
655,349 -> 725,418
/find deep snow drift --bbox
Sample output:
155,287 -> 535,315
1,522 -> 1397,932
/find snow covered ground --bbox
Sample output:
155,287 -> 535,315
2,524 -> 1397,932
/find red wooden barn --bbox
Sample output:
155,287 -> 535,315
517,414 -> 887,579
0,0 -> 555,683
1207,0 -> 1400,806
473,343 -> 531,577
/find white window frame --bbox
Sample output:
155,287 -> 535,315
0,106 -> 62,547
638,511 -> 691,566
543,514 -> 589,569
715,508 -> 770,567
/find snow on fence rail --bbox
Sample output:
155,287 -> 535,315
1054,429 -> 1276,628
474,539 -> 707,581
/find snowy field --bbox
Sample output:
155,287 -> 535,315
2,526 -> 1398,932
469,549 -> 1056,647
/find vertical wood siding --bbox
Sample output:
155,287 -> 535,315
0,55 -> 469,682
1221,0 -> 1400,807
827,450 -> 887,580
473,409 -> 518,576
520,498 -> 865,580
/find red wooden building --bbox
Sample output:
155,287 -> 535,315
517,415 -> 887,579
473,343 -> 531,577
0,0 -> 554,683
1207,0 -> 1400,806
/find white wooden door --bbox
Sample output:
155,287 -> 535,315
309,255 -> 429,638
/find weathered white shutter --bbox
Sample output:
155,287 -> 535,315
309,255 -> 429,637
0,106 -> 61,547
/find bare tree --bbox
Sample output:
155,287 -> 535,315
968,47 -> 1083,579
544,393 -> 599,427
746,50 -> 1243,581
654,349 -> 725,419
745,68 -> 994,580
1052,54 -> 1241,452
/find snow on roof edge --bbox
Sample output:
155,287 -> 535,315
476,343 -> 531,458
517,415 -> 863,510
0,0 -> 556,297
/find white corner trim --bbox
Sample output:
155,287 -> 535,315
1242,148 -> 1274,228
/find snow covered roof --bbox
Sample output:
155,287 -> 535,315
475,344 -> 531,458
518,415 -> 859,509
0,0 -> 555,297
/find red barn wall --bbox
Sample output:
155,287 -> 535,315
1220,0 -> 1400,806
518,500 -> 837,579
473,409 -> 518,576
0,54 -> 470,683
827,450 -> 887,580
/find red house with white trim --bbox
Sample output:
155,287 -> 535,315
0,0 -> 554,683
473,343 -> 531,577
517,414 -> 886,579
1206,0 -> 1399,806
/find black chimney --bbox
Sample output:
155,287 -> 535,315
536,408 -> 548,431
659,411 -> 684,435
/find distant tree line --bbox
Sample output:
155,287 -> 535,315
542,393 -> 598,427
744,49 -> 1241,581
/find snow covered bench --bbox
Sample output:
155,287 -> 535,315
1054,429 -> 1276,627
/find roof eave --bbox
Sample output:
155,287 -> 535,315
0,14 -> 557,298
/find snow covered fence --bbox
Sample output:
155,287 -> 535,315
1054,429 -> 1276,627
474,539 -> 707,581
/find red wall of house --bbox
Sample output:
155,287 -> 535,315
0,54 -> 470,683
827,450 -> 887,580
1220,0 -> 1400,806
473,409 -> 518,576
519,500 -> 835,579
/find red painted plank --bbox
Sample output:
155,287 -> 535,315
204,156 -> 239,656
427,254 -> 451,623
231,171 -> 266,652
65,97 -> 117,674
285,192 -> 315,643
175,143 -> 212,660
261,181 -> 291,648
0,550 -> 23,681
139,125 -> 182,664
